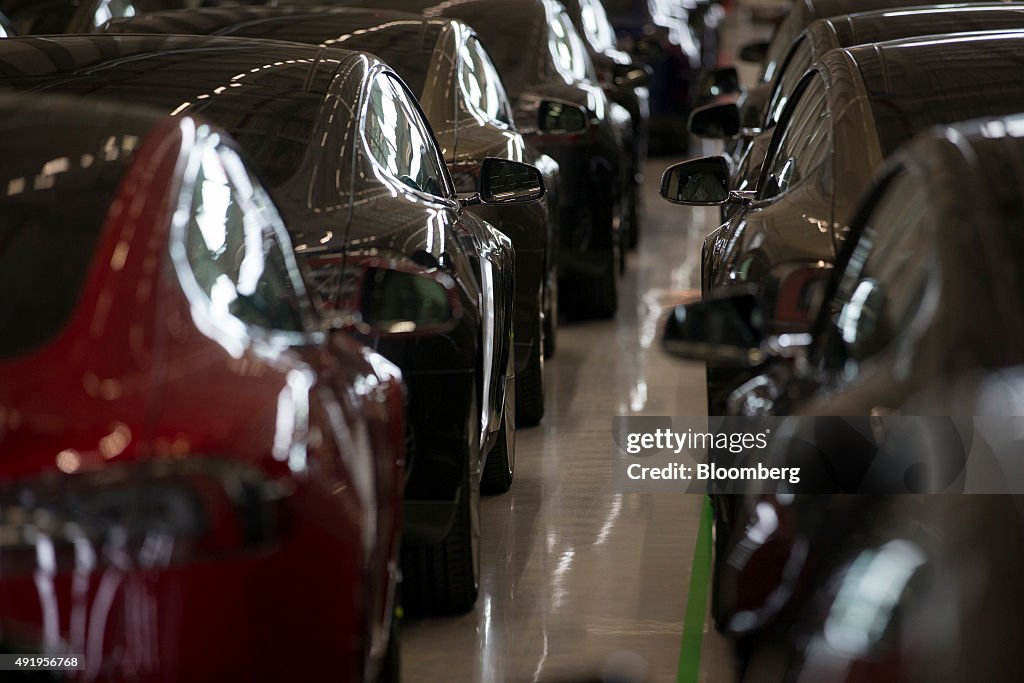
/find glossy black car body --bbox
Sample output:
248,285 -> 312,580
713,3 -> 1024,197
107,6 -> 556,427
675,31 -> 1024,414
0,0 -> 168,33
731,0 -> 963,131
0,33 -> 518,613
330,0 -> 628,319
740,492 -> 1024,683
562,0 -> 650,248
712,116 -> 1024,670
666,113 -> 1024,649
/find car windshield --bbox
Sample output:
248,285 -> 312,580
0,112 -> 143,358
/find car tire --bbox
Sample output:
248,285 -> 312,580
627,180 -> 642,249
482,354 -> 516,493
543,272 -> 558,359
516,291 -> 544,427
401,389 -> 481,615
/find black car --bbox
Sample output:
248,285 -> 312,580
0,33 -> 540,613
326,0 -> 628,319
664,111 -> 1024,644
660,29 -> 1024,414
106,5 -> 557,427
562,0 -> 651,248
724,0 -> 965,131
692,2 -> 1024,197
0,0 -> 170,33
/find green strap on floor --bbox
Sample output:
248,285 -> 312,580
677,496 -> 714,683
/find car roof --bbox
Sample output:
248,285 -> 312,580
825,2 -> 1024,47
906,113 -> 1024,228
763,0 -> 961,80
109,7 -> 453,97
0,34 -> 370,187
317,0 -> 552,90
840,30 -> 1024,154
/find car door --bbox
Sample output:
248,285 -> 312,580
712,71 -> 833,289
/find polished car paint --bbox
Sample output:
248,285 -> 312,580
108,4 -> 557,424
0,33 -> 516,612
0,92 -> 405,680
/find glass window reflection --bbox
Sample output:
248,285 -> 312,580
548,11 -> 595,85
459,37 -> 513,126
761,74 -> 830,199
362,73 -> 448,198
579,0 -> 617,52
184,144 -> 305,334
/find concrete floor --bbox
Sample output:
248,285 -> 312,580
400,148 -> 737,682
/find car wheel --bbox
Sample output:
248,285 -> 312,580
482,353 -> 516,493
516,290 -> 544,427
543,270 -> 558,359
401,389 -> 481,614
627,179 -> 642,249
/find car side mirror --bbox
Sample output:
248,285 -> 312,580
689,102 -> 741,139
701,66 -> 740,98
323,261 -> 462,337
458,157 -> 544,206
612,62 -> 651,87
660,156 -> 730,205
739,41 -> 769,63
662,291 -> 766,366
537,99 -> 589,134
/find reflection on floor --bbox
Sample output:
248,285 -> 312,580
401,150 -> 736,682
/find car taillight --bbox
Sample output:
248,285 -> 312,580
773,264 -> 831,324
0,458 -> 288,575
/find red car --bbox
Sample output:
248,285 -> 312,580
0,93 -> 454,681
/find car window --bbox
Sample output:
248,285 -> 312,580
459,36 -> 513,126
549,9 -> 596,84
362,72 -> 450,199
0,0 -> 78,34
0,117 -> 144,359
759,72 -> 830,200
821,170 -> 933,371
578,0 -> 617,52
764,37 -> 813,130
182,143 -> 307,335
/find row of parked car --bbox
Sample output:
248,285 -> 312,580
0,1 -> 724,681
659,1 -> 1024,680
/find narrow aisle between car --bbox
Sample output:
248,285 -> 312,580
402,155 -> 717,682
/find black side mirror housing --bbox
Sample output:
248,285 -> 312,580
479,157 -> 545,205
660,156 -> 731,206
537,99 -> 590,134
701,66 -> 740,98
739,41 -> 769,63
662,291 -> 766,366
689,102 -> 741,139
612,62 -> 651,88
